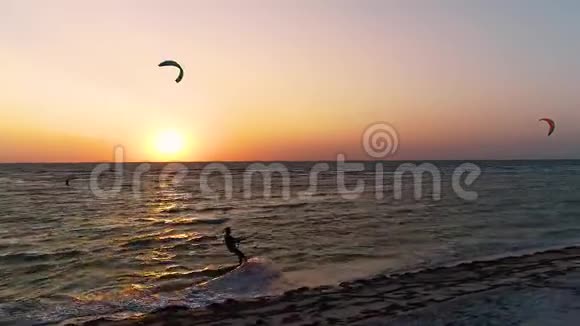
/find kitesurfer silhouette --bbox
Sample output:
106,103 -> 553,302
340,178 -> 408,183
224,227 -> 247,265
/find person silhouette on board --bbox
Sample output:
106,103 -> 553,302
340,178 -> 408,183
224,227 -> 247,265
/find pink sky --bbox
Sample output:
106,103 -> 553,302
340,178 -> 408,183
1,0 -> 579,162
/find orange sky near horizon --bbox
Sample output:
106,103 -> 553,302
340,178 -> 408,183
1,1 -> 579,163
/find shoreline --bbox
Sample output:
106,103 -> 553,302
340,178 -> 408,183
77,245 -> 580,325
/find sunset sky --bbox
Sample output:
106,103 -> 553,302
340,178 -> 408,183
1,0 -> 579,162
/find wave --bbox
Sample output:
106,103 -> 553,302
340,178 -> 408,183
151,217 -> 229,227
11,246 -> 580,325
388,243 -> 580,278
0,249 -> 84,264
196,206 -> 235,213
154,264 -> 239,281
196,257 -> 288,296
121,237 -> 166,248
253,202 -> 309,210
0,177 -> 53,188
121,230 -> 218,249
0,177 -> 24,184
1,259 -> 285,324
157,205 -> 236,214
122,236 -> 178,249
157,206 -> 194,214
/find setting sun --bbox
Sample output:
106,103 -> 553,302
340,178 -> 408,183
154,130 -> 185,157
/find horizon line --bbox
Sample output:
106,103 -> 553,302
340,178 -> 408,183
1,158 -> 579,164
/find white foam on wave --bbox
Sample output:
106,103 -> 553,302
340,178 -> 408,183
5,257 -> 292,324
0,177 -> 26,184
202,257 -> 285,293
183,257 -> 294,307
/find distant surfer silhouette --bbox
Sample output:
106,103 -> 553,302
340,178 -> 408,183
224,227 -> 247,265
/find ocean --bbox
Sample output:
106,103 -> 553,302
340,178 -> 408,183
1,160 -> 579,324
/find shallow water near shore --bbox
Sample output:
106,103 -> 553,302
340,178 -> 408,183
1,160 -> 579,323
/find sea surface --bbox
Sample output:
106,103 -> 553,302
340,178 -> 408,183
0,160 -> 579,324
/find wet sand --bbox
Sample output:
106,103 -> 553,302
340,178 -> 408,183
78,246 -> 580,326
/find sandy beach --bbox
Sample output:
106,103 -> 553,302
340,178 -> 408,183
72,245 -> 580,325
